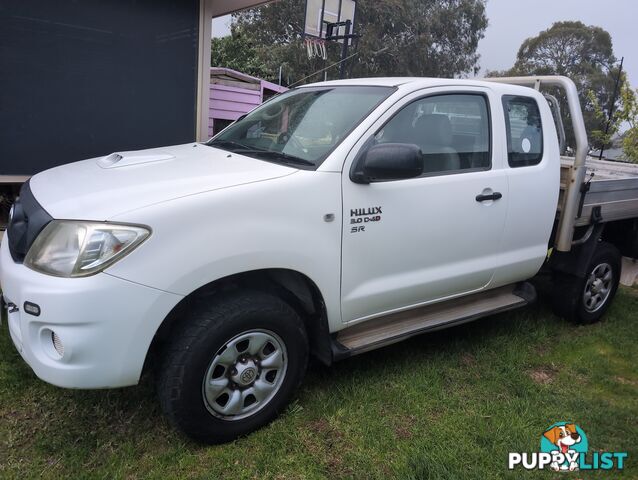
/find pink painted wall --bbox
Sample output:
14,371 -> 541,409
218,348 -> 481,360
208,68 -> 287,137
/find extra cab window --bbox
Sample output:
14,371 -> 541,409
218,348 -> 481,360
374,93 -> 491,176
502,95 -> 543,167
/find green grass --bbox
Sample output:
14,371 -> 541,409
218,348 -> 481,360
1,288 -> 637,479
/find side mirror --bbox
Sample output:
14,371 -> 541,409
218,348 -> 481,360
351,143 -> 423,184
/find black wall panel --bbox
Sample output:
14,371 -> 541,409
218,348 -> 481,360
0,0 -> 200,175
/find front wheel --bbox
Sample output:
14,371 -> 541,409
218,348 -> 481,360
157,291 -> 308,444
551,242 -> 621,324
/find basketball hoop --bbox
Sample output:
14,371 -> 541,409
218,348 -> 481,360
302,0 -> 358,77
304,37 -> 327,60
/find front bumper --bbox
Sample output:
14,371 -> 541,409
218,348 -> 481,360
0,234 -> 183,388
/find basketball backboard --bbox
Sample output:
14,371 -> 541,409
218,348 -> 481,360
303,0 -> 356,43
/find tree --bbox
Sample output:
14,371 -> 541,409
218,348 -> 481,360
623,124 -> 638,163
345,0 -> 488,78
490,21 -> 620,151
590,78 -> 638,163
614,79 -> 638,163
211,27 -> 271,79
512,21 -> 614,76
222,0 -> 488,85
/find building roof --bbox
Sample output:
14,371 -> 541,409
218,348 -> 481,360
210,67 -> 286,93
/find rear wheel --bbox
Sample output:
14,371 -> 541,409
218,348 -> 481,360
157,290 -> 308,444
551,242 -> 621,324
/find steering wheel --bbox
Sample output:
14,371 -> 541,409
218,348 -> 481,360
276,132 -> 307,153
260,102 -> 284,120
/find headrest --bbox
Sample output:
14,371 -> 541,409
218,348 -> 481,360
415,114 -> 453,147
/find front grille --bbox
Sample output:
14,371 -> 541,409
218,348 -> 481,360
6,181 -> 53,263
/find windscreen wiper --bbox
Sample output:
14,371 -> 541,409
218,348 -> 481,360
208,141 -> 314,167
207,140 -> 253,152
243,150 -> 315,166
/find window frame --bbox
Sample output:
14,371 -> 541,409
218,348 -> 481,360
352,91 -> 494,182
501,94 -> 544,168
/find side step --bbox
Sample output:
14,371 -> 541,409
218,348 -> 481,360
333,283 -> 535,358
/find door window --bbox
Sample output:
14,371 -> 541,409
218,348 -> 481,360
502,95 -> 543,167
374,94 -> 491,175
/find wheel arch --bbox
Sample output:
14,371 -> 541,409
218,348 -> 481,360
144,268 -> 333,375
548,223 -> 606,277
549,218 -> 638,278
601,218 -> 638,259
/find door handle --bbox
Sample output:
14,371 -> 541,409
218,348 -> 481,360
475,192 -> 503,202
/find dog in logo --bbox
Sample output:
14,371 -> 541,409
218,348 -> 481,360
543,423 -> 582,471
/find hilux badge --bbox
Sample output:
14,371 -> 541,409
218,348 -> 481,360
349,206 -> 383,233
350,207 -> 382,216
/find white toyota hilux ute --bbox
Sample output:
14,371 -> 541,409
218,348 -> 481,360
3,77 -> 638,443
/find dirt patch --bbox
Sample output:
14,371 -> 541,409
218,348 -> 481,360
305,419 -> 353,477
427,409 -> 444,422
308,418 -> 331,434
460,353 -> 476,367
615,376 -> 638,386
304,418 -> 350,476
307,418 -> 344,442
394,425 -> 413,440
528,366 -> 559,385
534,344 -> 550,357
393,414 -> 416,440
326,456 -> 354,478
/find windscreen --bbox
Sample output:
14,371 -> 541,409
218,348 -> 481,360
207,86 -> 394,168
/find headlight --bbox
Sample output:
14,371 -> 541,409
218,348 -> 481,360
24,221 -> 150,277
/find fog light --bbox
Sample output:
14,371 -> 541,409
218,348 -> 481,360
51,331 -> 64,357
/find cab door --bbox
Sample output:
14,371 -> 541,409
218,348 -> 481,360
341,88 -> 508,323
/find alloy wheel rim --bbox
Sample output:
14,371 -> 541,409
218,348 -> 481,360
583,262 -> 613,313
202,329 -> 287,420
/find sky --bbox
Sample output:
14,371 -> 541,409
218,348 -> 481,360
213,0 -> 636,87
478,0 -> 636,87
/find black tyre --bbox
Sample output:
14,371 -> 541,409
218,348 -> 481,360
551,242 -> 621,324
157,290 -> 308,444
